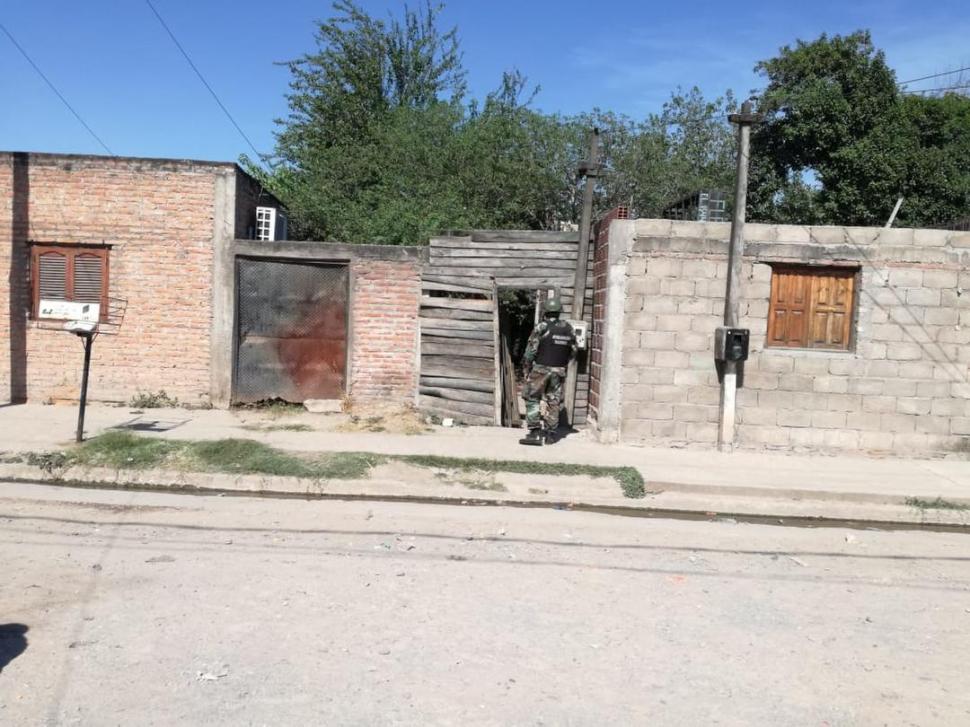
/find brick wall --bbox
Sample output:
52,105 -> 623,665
589,206 -> 628,424
618,219 -> 970,455
0,152 -> 245,406
349,259 -> 422,403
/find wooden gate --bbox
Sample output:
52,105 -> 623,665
418,274 -> 497,426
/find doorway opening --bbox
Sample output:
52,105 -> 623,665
497,287 -> 553,427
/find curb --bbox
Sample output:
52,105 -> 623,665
2,463 -> 969,532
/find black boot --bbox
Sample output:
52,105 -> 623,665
543,428 -> 558,445
519,428 -> 543,446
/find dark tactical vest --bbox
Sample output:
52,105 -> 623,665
535,319 -> 575,368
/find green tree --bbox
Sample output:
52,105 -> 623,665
749,30 -> 970,227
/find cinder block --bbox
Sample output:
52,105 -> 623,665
916,380 -> 950,398
779,374 -> 815,391
624,295 -> 645,313
913,229 -> 952,248
777,409 -> 812,427
690,315 -> 722,334
681,259 -> 719,279
652,420 -> 687,439
788,429 -> 828,448
863,396 -> 897,413
674,404 -> 717,423
745,299 -> 770,319
791,392 -> 831,410
673,369 -> 715,386
922,269 -> 958,288
675,332 -> 711,353
812,377 -> 849,394
628,257 -> 647,276
678,298 -> 712,315
822,429 -> 861,450
620,419 -> 653,441
792,356 -> 830,375
896,397 -> 931,415
887,342 -> 923,361
888,269 -> 923,288
952,418 -> 970,435
758,355 -> 795,373
870,323 -> 904,342
653,385 -> 689,403
915,415 -> 950,434
638,367 -> 676,385
882,378 -> 919,397
738,425 -> 791,447
758,390 -> 793,408
931,398 -> 969,417
741,406 -> 778,425
655,350 -> 690,368
867,360 -> 899,377
744,372 -> 780,391
881,413 -> 916,433
628,277 -> 662,296
906,288 -> 941,307
628,313 -> 660,331
827,394 -> 862,412
846,412 -> 882,430
625,349 -> 655,366
848,378 -> 884,396
662,278 -> 696,296
637,402 -> 674,420
688,387 -> 720,405
924,308 -> 959,326
641,331 -> 676,350
829,358 -> 868,376
647,258 -> 683,278
859,431 -> 895,450
656,314 -> 693,332
898,362 -> 935,379
642,297 -> 679,314
811,410 -> 847,429
685,422 -> 718,442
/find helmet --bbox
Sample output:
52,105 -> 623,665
543,299 -> 562,315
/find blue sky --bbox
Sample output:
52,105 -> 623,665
2,0 -> 968,162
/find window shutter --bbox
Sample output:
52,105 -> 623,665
38,252 -> 68,300
809,272 -> 854,349
73,254 -> 104,303
768,269 -> 810,347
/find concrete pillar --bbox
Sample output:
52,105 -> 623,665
209,170 -> 236,408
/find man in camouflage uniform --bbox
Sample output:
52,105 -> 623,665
519,299 -> 578,446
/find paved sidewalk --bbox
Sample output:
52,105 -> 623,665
2,403 -> 969,510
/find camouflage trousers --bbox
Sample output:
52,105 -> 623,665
523,365 -> 566,430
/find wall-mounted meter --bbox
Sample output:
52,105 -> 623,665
568,320 -> 589,350
714,327 -> 750,362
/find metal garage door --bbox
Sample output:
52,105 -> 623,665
234,258 -> 349,403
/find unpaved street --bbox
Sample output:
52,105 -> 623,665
1,482 -> 969,726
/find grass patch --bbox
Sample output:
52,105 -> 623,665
58,434 -> 646,498
396,455 -> 646,499
905,496 -> 969,511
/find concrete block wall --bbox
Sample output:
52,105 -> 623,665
0,152 -> 251,406
350,258 -> 422,403
618,219 -> 970,455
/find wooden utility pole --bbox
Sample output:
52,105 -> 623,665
717,101 -> 763,451
565,129 -> 600,424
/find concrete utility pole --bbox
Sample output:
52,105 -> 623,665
718,100 -> 763,451
565,129 -> 600,425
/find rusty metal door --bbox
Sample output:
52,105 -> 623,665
234,258 -> 349,403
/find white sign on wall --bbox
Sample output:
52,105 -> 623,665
38,299 -> 101,322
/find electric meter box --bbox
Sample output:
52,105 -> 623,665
568,320 -> 589,350
714,327 -> 750,362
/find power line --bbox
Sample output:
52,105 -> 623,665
0,21 -> 113,155
898,65 -> 970,86
144,0 -> 263,161
904,82 -> 970,95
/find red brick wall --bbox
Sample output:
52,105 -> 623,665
588,206 -> 628,423
349,259 -> 422,403
0,152 -> 236,405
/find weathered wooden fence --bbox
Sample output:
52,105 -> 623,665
418,230 -> 594,426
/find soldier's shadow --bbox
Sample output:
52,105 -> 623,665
0,624 -> 28,673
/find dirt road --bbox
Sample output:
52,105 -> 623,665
1,482 -> 968,726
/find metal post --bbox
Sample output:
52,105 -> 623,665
718,101 -> 763,452
76,333 -> 94,442
565,129 -> 600,425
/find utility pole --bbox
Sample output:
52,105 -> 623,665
565,128 -> 600,424
717,100 -> 763,451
